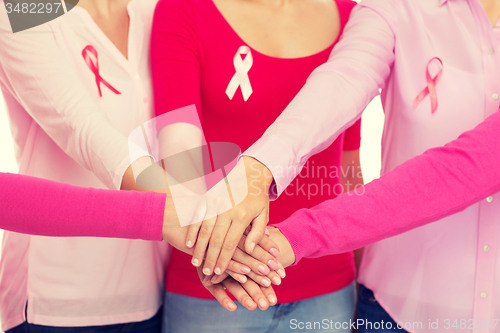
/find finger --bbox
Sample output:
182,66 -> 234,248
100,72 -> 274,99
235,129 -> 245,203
192,216 -> 217,271
204,213 -> 231,275
261,285 -> 278,306
232,247 -> 270,276
222,278 -> 257,311
243,270 -> 273,287
236,234 -> 280,273
196,267 -> 237,312
213,216 -> 248,276
256,231 -> 281,258
215,269 -> 247,284
207,283 -> 238,312
238,279 -> 271,311
227,259 -> 252,275
185,222 -> 202,249
210,271 -> 230,284
245,206 -> 269,253
229,256 -> 279,286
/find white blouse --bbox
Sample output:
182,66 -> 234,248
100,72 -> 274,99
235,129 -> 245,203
0,0 -> 169,330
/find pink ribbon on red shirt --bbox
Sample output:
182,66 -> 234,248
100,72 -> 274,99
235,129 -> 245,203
413,57 -> 443,113
82,45 -> 121,97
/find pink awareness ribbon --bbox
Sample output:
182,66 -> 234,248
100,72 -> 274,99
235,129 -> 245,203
82,45 -> 121,97
413,57 -> 443,113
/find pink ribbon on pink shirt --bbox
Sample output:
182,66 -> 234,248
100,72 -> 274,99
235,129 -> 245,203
82,45 -> 121,97
413,57 -> 443,113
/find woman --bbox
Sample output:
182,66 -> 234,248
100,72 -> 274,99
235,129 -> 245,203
0,0 -> 274,331
151,0 -> 363,331
232,0 -> 500,331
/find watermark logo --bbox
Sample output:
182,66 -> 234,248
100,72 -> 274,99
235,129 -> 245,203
128,105 -> 249,227
3,0 -> 79,33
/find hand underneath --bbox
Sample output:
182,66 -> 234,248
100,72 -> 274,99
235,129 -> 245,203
266,227 -> 295,268
197,266 -> 277,312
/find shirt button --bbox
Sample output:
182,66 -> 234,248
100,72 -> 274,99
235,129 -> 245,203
134,74 -> 140,79
143,97 -> 148,103
493,94 -> 499,100
487,196 -> 494,203
488,48 -> 495,55
484,245 -> 491,252
480,292 -> 487,298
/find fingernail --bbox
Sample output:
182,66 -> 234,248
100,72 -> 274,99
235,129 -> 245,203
203,275 -> 211,284
214,267 -> 222,275
267,260 -> 278,271
186,240 -> 193,248
238,275 -> 247,283
268,294 -> 277,304
211,276 -> 218,284
192,258 -> 199,267
269,248 -> 280,257
265,228 -> 270,236
277,269 -> 286,278
258,265 -> 270,275
227,302 -> 237,311
203,268 -> 211,275
249,242 -> 256,252
261,278 -> 271,287
258,299 -> 268,309
240,265 -> 251,274
272,276 -> 281,285
245,299 -> 256,308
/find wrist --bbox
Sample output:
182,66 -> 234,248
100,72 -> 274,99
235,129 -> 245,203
268,226 -> 295,268
242,156 -> 274,197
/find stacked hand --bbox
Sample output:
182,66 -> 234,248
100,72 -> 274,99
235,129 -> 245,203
162,156 -> 296,311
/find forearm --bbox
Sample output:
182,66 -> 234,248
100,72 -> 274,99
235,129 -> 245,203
244,5 -> 395,198
0,173 -> 165,240
275,110 -> 500,263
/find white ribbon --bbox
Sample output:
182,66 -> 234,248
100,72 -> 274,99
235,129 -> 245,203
226,46 -> 253,102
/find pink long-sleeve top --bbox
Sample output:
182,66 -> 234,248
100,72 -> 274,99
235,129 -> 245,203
0,173 -> 165,240
0,0 -> 169,330
246,0 -> 500,331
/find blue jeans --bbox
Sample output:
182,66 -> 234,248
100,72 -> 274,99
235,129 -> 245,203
6,307 -> 162,333
357,285 -> 409,333
163,282 -> 356,333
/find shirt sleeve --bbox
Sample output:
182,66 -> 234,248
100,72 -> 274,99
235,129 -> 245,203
151,0 -> 202,121
0,173 -> 165,241
243,2 -> 397,197
0,10 -> 147,190
343,118 -> 362,151
274,110 -> 500,264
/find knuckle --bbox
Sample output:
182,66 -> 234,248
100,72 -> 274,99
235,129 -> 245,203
259,253 -> 269,263
223,240 -> 236,251
199,227 -> 212,239
210,236 -> 224,248
237,209 -> 248,221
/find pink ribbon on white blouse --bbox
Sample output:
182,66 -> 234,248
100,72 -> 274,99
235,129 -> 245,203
226,46 -> 253,102
82,45 -> 121,98
413,57 -> 443,113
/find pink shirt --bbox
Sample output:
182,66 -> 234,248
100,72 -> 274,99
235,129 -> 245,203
0,0 -> 169,330
246,0 -> 500,331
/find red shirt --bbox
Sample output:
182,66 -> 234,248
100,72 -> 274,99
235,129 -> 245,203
152,0 -> 359,303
